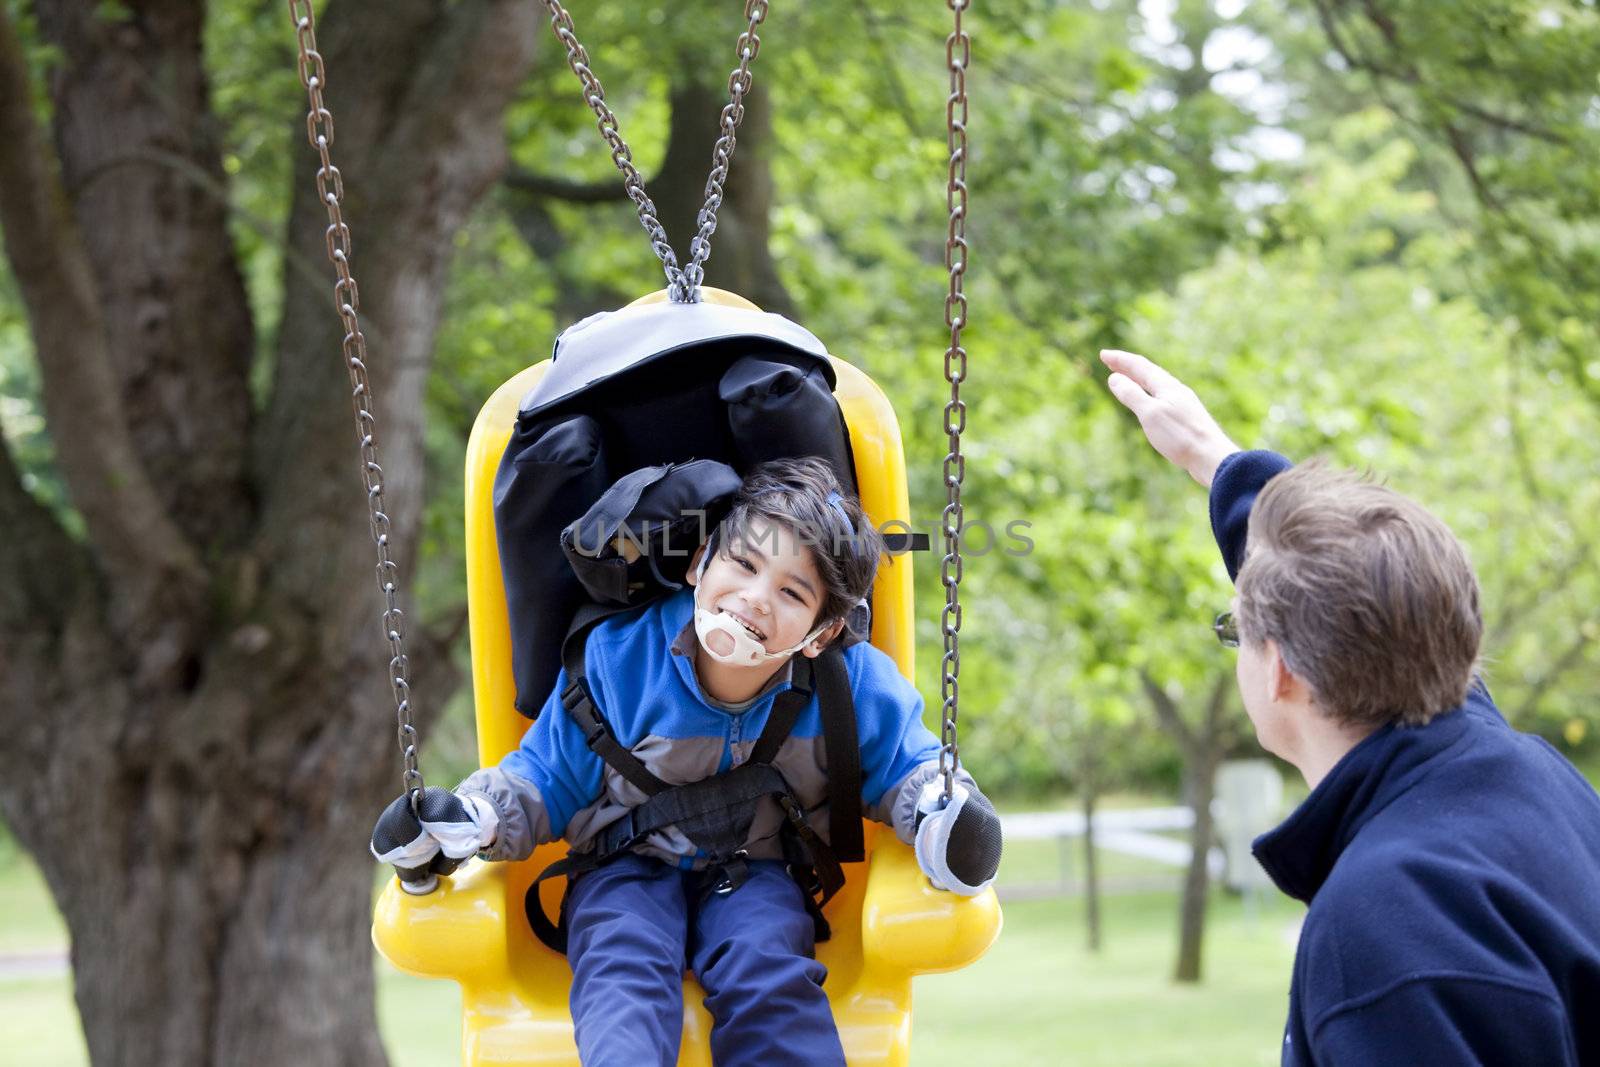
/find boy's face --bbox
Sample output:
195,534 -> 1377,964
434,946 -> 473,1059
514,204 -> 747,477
688,516 -> 840,660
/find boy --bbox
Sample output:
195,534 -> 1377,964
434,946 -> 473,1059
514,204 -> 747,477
373,457 -> 1002,1066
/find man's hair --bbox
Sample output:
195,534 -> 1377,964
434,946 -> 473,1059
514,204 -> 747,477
718,457 -> 883,639
1236,463 -> 1482,729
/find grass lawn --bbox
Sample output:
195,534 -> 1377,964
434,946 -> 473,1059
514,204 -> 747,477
911,892 -> 1294,1067
1,834 -> 1299,1067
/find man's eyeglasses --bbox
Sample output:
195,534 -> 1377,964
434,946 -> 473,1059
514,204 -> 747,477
1213,611 -> 1239,648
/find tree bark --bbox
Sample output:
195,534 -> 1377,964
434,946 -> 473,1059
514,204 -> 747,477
1081,782 -> 1102,953
36,0 -> 257,549
1141,670 -> 1236,984
0,2 -> 536,1063
658,79 -> 795,317
1174,751 -> 1218,983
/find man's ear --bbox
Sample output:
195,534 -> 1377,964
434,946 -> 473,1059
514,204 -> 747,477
1266,640 -> 1307,704
801,619 -> 847,658
687,544 -> 705,587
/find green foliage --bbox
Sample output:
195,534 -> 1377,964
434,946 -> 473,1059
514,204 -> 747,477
1295,0 -> 1600,409
2,0 -> 1597,794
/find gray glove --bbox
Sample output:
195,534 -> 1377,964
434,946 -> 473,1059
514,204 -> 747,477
914,781 -> 1003,896
370,787 -> 499,894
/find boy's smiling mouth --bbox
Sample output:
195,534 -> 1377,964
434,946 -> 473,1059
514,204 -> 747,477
726,611 -> 766,642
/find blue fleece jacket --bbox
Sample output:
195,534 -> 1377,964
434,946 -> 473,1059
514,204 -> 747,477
477,588 -> 955,868
1211,450 -> 1600,1066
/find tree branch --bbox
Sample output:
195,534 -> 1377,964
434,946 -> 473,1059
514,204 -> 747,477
1444,98 -> 1569,147
254,0 -> 538,646
1489,544 -> 1592,649
1203,672 -> 1234,746
0,430 -> 85,633
1513,625 -> 1596,724
407,603 -> 471,720
35,0 -> 259,551
0,7 -> 204,597
1140,669 -> 1198,756
1439,121 -> 1503,212
1314,0 -> 1568,147
857,5 -> 925,140
504,167 -> 634,203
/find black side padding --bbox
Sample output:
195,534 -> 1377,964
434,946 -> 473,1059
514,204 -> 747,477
494,414 -> 611,717
561,460 -> 744,606
947,789 -> 1004,887
720,357 -> 856,493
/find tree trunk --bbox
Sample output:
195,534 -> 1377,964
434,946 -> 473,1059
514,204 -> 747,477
653,78 -> 794,316
1174,753 -> 1218,983
1082,784 -> 1103,953
506,77 -> 796,321
0,2 -> 536,1063
1140,671 -> 1237,985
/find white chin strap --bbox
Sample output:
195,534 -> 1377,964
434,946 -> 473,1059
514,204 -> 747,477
691,534 -> 829,666
693,606 -> 828,667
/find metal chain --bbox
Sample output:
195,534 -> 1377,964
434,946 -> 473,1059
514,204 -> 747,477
939,0 -> 971,803
537,0 -> 685,299
538,0 -> 768,302
682,1 -> 769,296
288,1 -> 425,811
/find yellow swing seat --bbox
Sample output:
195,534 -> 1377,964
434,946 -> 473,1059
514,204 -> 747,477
373,290 -> 1001,1065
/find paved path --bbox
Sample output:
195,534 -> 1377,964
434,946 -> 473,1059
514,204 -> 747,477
0,949 -> 68,980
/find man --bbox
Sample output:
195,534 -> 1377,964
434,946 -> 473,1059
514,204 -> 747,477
1102,348 -> 1600,1065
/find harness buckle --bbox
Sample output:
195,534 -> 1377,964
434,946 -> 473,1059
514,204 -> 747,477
787,861 -> 823,898
712,850 -> 750,895
776,794 -> 805,824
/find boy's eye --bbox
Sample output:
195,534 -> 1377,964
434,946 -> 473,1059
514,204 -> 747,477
784,588 -> 805,603
734,556 -> 756,574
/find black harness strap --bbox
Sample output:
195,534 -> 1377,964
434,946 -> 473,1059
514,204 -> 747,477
523,852 -> 596,954
559,601 -> 637,680
558,603 -> 667,798
594,762 -> 794,855
526,626 -> 862,954
559,678 -> 664,798
815,649 -> 864,862
748,653 -> 813,764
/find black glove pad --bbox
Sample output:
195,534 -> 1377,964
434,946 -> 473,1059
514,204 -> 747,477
944,789 -> 1003,888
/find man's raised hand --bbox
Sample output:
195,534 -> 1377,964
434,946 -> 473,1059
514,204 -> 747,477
1100,349 -> 1240,488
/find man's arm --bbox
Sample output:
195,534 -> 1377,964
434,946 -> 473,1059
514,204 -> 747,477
1099,349 -> 1240,488
1099,349 -> 1294,580
1208,450 -> 1293,581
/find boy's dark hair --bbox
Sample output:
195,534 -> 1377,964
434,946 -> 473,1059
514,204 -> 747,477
718,457 -> 883,640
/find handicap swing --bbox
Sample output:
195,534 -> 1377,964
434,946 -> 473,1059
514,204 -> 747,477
287,2 -> 1000,1064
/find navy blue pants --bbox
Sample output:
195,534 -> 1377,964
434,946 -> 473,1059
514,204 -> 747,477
564,852 -> 846,1066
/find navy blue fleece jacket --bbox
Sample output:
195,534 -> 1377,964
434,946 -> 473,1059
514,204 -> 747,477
1211,450 -> 1600,1067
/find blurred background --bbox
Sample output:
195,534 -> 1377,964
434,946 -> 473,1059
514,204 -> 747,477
3,1 -> 1598,1064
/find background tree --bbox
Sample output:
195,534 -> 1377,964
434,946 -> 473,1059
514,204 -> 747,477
0,2 -> 534,1062
5,4 -> 1600,1060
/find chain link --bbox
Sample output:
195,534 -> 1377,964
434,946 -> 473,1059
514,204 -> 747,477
538,0 -> 768,302
939,0 -> 971,803
288,0 -> 426,811
682,1 -> 769,296
537,0 -> 685,298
